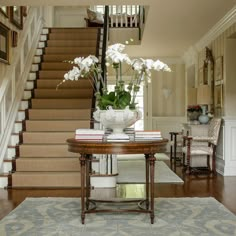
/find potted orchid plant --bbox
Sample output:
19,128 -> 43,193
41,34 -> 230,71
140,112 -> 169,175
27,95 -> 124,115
58,43 -> 171,110
58,43 -> 171,137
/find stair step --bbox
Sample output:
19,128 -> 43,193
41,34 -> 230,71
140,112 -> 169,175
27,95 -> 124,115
28,109 -> 91,120
22,131 -> 74,144
48,32 -> 98,40
36,79 -> 92,89
34,88 -> 93,98
47,39 -> 97,47
39,70 -> 67,79
16,157 -> 80,171
19,144 -> 77,157
49,28 -> 99,33
41,62 -> 74,71
44,47 -> 97,55
31,98 -> 92,109
25,120 -> 90,131
12,172 -> 81,187
43,54 -> 90,62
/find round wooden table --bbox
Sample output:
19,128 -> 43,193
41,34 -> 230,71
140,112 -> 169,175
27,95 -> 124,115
67,138 -> 168,224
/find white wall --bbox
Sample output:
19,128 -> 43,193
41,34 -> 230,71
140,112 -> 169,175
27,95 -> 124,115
53,6 -> 88,27
225,38 -> 236,117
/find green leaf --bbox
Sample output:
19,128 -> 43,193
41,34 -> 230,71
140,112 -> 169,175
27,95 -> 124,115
114,91 -> 131,109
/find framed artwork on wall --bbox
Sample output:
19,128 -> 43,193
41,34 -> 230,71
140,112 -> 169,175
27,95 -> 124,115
10,6 -> 23,29
0,22 -> 10,64
0,6 -> 9,17
214,84 -> 223,108
215,56 -> 223,83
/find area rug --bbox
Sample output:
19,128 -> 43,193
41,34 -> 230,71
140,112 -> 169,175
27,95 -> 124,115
0,197 -> 236,235
117,160 -> 183,184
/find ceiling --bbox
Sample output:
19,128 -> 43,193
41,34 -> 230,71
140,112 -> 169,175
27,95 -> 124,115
2,0 -> 236,58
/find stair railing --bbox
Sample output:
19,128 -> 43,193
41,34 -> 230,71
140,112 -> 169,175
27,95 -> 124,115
101,5 -> 109,90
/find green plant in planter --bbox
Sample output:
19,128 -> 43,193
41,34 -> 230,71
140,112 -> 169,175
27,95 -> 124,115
57,43 -> 171,110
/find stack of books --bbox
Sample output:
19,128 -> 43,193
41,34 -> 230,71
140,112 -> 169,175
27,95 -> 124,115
75,129 -> 105,141
135,130 -> 163,141
104,128 -> 134,142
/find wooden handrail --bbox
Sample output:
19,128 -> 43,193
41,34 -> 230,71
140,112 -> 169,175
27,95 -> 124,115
101,5 -> 109,88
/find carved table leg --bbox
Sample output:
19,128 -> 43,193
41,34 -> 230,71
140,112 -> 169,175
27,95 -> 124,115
174,134 -> 177,172
86,154 -> 91,210
186,139 -> 191,174
145,154 -> 149,210
80,154 -> 86,224
149,153 -> 156,224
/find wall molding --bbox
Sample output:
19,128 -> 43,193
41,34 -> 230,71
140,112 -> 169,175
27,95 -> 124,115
222,116 -> 236,176
184,5 -> 236,59
0,7 -> 44,169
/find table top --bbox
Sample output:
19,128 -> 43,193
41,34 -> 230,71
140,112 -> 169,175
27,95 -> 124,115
67,138 -> 168,155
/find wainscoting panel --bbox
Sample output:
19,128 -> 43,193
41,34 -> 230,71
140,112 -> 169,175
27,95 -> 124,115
222,117 -> 236,176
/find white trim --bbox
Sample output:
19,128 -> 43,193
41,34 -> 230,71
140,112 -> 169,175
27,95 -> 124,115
0,8 -> 44,175
196,6 -> 236,50
184,5 -> 236,55
222,117 -> 236,176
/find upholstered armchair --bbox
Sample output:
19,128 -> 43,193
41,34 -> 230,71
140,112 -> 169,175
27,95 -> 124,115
182,118 -> 221,175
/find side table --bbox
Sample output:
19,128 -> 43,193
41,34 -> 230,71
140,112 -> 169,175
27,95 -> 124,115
67,139 -> 168,224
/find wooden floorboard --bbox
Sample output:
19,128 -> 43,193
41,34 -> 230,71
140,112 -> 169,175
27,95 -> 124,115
1,162 -> 236,220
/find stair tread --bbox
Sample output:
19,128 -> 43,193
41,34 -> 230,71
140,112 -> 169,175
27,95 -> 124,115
13,172 -> 81,175
16,157 -> 78,159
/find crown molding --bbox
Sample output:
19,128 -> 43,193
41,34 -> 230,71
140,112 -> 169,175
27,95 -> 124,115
195,5 -> 236,51
183,5 -> 236,66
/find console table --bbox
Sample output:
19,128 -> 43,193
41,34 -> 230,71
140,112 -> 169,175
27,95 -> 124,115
67,138 -> 168,224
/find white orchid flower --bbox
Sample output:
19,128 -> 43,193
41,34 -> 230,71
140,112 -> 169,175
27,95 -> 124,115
152,60 -> 171,71
74,57 -> 84,64
144,59 -> 154,70
88,55 -> 99,63
64,67 -> 81,81
59,43 -> 171,110
106,50 -> 131,64
107,43 -> 125,53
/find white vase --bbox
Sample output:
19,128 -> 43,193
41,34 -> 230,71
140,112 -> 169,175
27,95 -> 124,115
93,106 -> 142,139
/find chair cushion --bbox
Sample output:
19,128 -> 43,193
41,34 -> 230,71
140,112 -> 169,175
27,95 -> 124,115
182,146 -> 213,155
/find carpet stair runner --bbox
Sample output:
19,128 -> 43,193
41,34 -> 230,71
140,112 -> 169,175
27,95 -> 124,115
10,27 -> 101,188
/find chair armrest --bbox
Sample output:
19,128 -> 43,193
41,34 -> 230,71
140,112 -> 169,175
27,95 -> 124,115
169,131 -> 182,135
169,131 -> 182,140
192,136 -> 214,142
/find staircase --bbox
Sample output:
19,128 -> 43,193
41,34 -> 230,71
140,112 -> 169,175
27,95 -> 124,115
10,28 -> 101,188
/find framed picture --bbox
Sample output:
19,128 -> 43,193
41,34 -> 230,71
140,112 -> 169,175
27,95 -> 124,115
22,6 -> 27,17
198,67 -> 204,85
10,6 -> 23,29
0,6 -> 9,17
0,22 -> 10,64
215,56 -> 223,82
214,84 -> 223,108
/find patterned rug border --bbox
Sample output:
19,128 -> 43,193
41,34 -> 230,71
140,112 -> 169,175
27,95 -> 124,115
1,197 -> 236,236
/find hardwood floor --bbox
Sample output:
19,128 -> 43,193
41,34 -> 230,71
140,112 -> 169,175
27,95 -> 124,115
1,164 -> 236,220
